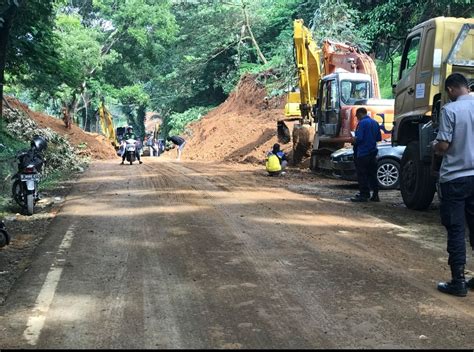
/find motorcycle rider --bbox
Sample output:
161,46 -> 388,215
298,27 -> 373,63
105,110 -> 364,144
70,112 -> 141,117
120,126 -> 143,165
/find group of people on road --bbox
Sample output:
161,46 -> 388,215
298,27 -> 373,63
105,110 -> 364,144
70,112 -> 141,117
350,73 -> 474,297
118,126 -> 187,165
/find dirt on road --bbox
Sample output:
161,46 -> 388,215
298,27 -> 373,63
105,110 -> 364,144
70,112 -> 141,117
185,74 -> 293,164
0,158 -> 473,349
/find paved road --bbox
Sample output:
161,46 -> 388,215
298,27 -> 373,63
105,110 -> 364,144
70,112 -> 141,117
1,159 -> 473,348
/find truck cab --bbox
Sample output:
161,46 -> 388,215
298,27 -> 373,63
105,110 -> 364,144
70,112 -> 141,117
392,17 -> 474,210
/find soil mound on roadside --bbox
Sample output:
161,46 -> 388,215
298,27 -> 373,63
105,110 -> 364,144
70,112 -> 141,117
5,97 -> 116,160
184,74 -> 292,164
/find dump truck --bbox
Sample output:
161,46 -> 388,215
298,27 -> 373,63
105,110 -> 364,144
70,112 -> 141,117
278,19 -> 394,169
392,17 -> 474,210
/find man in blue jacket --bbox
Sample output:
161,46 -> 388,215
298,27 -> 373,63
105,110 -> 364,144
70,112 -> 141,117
351,107 -> 382,202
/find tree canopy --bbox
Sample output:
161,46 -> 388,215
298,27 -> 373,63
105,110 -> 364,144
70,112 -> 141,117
1,0 -> 473,136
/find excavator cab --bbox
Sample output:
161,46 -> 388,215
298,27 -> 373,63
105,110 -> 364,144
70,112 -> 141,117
317,72 -> 373,138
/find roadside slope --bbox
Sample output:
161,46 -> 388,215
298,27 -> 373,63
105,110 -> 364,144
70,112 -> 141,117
184,74 -> 289,164
5,97 -> 116,160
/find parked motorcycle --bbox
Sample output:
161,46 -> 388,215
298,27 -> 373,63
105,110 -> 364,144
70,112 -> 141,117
12,136 -> 47,216
124,138 -> 137,165
0,221 -> 10,248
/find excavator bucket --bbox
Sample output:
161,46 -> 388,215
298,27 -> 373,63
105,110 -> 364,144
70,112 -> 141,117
277,121 -> 291,144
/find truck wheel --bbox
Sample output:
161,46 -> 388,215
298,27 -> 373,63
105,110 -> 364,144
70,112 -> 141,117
26,193 -> 34,216
377,159 -> 400,190
400,141 -> 435,210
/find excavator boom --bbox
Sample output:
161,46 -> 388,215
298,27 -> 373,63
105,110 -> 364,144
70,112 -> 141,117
293,19 -> 322,122
99,102 -> 118,148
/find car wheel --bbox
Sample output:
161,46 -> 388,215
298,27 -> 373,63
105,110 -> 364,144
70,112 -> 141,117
377,159 -> 401,190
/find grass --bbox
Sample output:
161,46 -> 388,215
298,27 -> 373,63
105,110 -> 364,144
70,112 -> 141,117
0,122 -> 81,214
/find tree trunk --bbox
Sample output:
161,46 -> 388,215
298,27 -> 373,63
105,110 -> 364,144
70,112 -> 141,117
0,2 -> 22,119
240,1 -> 267,65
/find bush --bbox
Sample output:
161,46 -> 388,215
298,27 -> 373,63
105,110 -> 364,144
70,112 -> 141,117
162,106 -> 214,138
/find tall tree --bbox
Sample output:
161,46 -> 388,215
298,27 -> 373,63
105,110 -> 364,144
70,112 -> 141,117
0,0 -> 21,118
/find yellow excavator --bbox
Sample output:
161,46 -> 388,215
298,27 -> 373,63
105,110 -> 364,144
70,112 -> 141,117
98,101 -> 118,148
279,19 -> 394,169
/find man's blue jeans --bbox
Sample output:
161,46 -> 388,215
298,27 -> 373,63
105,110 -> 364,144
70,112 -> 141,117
439,176 -> 474,266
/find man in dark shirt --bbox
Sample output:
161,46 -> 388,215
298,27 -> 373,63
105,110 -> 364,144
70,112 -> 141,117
351,107 -> 382,202
167,135 -> 186,160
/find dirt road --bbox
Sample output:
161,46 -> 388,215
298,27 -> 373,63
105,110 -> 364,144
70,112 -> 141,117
1,159 -> 473,348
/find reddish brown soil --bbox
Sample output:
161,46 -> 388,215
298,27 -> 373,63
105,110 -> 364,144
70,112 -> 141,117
5,97 -> 116,160
184,74 -> 292,164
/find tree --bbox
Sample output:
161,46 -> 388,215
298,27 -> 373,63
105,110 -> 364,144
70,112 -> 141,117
1,0 -> 59,118
0,0 -> 21,118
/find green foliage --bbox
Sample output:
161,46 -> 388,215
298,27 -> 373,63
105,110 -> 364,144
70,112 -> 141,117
3,0 -> 474,143
4,0 -> 59,83
310,0 -> 369,50
376,55 -> 402,99
161,106 -> 214,138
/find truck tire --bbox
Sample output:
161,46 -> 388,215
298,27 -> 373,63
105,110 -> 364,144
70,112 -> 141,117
26,193 -> 34,216
400,141 -> 436,210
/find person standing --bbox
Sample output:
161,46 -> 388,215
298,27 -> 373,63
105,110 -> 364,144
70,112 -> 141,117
433,73 -> 474,297
351,107 -> 382,202
167,135 -> 186,161
146,135 -> 155,156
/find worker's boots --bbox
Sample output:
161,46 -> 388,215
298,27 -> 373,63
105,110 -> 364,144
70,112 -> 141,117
467,278 -> 474,289
437,265 -> 468,297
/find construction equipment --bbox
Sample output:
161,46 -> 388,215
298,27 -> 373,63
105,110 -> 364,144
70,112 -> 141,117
279,19 -> 394,169
98,101 -> 118,148
392,17 -> 474,210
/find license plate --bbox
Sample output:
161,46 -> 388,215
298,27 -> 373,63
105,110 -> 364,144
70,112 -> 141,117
20,174 -> 40,181
127,147 -> 135,151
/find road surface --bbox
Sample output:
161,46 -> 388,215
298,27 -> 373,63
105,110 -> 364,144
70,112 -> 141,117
1,159 -> 473,348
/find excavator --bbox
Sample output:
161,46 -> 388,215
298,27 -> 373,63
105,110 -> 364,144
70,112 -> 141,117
98,101 -> 118,148
278,19 -> 394,170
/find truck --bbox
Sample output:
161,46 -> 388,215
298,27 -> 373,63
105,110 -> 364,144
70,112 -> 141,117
278,19 -> 394,169
392,17 -> 474,210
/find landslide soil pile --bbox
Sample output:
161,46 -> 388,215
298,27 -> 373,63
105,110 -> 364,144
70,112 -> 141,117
185,74 -> 290,164
5,97 -> 116,160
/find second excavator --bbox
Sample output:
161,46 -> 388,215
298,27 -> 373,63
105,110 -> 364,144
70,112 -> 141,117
279,19 -> 394,170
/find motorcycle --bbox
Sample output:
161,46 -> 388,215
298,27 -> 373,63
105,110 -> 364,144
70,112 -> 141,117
0,221 -> 10,248
12,136 -> 47,216
124,138 -> 137,165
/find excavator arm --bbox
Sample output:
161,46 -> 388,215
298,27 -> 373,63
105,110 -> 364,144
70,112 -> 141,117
293,19 -> 322,123
99,102 -> 118,148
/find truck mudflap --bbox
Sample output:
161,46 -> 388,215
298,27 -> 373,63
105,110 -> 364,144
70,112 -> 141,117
419,121 -> 436,163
